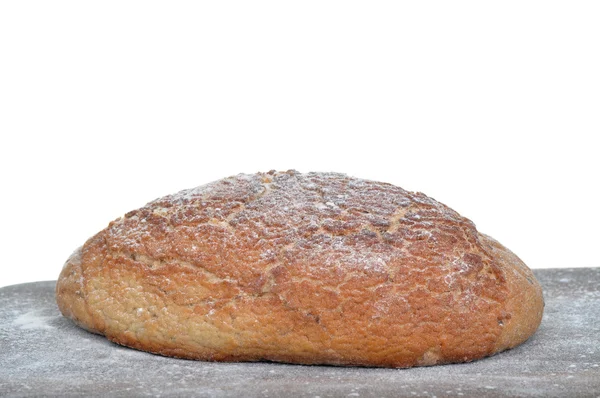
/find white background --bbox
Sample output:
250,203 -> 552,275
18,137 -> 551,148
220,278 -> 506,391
1,1 -> 598,288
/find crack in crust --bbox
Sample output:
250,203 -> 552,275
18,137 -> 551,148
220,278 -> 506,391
56,170 -> 544,368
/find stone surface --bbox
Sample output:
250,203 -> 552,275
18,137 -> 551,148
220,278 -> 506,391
1,268 -> 599,398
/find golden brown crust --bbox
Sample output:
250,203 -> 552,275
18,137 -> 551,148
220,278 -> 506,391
56,170 -> 544,367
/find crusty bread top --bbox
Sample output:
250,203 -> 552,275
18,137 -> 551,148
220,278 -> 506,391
108,170 -> 505,296
57,170 -> 543,367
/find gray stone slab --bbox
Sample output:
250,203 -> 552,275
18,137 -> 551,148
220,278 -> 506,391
1,268 -> 599,397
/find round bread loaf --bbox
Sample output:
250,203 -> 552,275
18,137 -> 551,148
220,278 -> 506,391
56,170 -> 544,368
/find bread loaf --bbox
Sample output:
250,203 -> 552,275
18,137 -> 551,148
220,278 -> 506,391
56,170 -> 544,368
